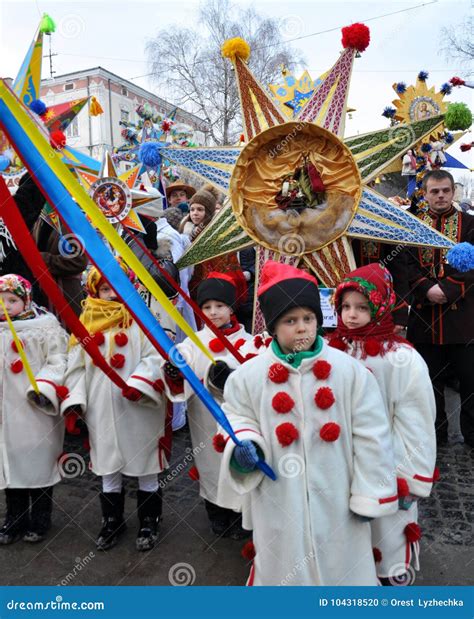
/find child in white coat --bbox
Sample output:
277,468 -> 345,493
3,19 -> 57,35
162,271 -> 252,538
0,274 -> 67,545
329,263 -> 437,585
62,266 -> 166,552
217,261 -> 398,586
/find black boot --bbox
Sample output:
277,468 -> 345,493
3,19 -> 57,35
227,511 -> 252,540
204,499 -> 231,537
24,487 -> 53,543
96,491 -> 126,551
0,489 -> 30,545
136,489 -> 161,551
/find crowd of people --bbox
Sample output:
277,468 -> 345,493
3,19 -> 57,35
0,168 -> 472,587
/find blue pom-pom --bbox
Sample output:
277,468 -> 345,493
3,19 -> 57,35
396,82 -> 406,94
418,70 -> 429,82
447,242 -> 474,272
382,106 -> 396,118
30,99 -> 47,115
443,131 -> 454,144
440,82 -> 452,95
0,154 -> 10,171
138,142 -> 162,167
421,142 -> 432,153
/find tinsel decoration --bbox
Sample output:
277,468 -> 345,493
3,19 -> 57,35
445,102 -> 472,131
417,70 -> 429,82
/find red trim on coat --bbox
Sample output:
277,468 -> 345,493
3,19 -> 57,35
413,473 -> 435,483
247,562 -> 255,586
130,375 -> 154,388
224,428 -> 264,446
379,494 -> 398,504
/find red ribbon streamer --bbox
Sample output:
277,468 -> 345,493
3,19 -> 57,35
0,175 -> 128,390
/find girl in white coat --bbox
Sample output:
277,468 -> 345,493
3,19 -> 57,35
0,274 -> 67,545
217,261 -> 398,586
63,266 -> 166,552
162,271 -> 252,538
329,263 -> 437,585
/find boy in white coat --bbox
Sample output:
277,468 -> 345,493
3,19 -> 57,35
217,261 -> 398,586
162,271 -> 252,538
329,263 -> 437,585
0,274 -> 67,544
62,266 -> 166,552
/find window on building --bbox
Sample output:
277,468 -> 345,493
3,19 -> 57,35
121,86 -> 128,96
65,116 -> 79,138
64,82 -> 75,91
121,109 -> 129,123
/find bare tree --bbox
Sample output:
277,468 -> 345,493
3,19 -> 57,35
145,0 -> 303,145
440,16 -> 473,76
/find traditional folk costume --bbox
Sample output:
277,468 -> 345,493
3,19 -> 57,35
217,262 -> 398,586
405,205 -> 474,446
62,266 -> 166,551
0,274 -> 68,544
329,263 -> 437,583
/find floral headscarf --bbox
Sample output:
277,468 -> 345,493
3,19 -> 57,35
0,273 -> 35,320
329,263 -> 409,358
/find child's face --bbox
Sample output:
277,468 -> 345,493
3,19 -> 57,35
201,300 -> 233,328
340,290 -> 371,329
98,282 -> 119,302
190,203 -> 206,225
274,307 -> 317,355
0,291 -> 25,318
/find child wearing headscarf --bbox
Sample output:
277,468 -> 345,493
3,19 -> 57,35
0,274 -> 68,545
62,265 -> 166,553
329,263 -> 437,585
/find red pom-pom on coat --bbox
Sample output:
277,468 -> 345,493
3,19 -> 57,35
319,422 -> 341,442
110,353 -> 125,369
313,360 -> 331,380
365,339 -> 381,357
341,23 -> 370,52
188,466 -> 200,481
50,129 -> 67,150
373,547 -> 382,563
404,522 -> 421,543
11,340 -> 24,353
209,338 -> 225,353
55,385 -> 69,402
272,392 -> 294,414
254,335 -> 263,349
314,387 -> 335,410
213,433 -> 226,453
268,363 -> 289,384
10,359 -> 23,373
93,332 -> 105,346
275,422 -> 299,447
114,332 -> 128,347
397,477 -> 410,497
241,541 -> 256,561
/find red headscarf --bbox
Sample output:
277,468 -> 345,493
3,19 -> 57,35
328,263 -> 410,358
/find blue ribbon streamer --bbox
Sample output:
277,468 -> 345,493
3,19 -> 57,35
0,99 -> 276,481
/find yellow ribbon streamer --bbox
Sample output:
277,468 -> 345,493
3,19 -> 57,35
0,299 -> 40,394
0,80 -> 213,363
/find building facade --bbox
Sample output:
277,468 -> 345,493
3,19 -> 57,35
40,67 -> 209,161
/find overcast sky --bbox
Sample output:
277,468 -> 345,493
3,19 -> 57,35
1,0 -> 472,179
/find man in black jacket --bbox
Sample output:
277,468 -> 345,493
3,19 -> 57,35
405,170 -> 474,447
